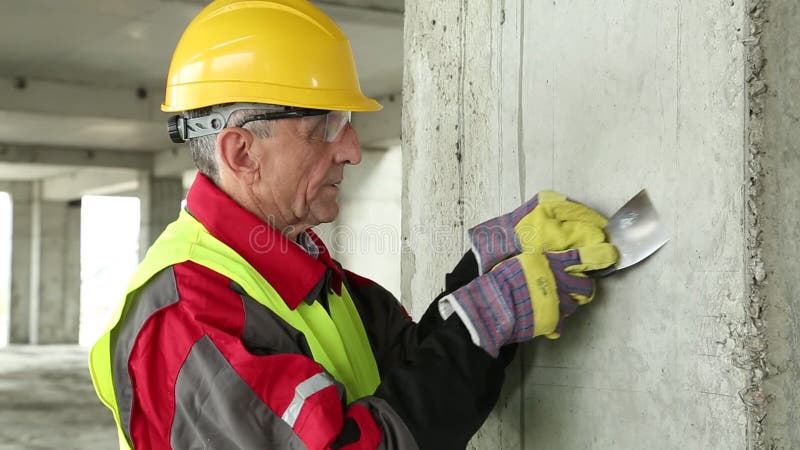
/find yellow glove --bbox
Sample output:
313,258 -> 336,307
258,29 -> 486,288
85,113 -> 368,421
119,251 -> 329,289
468,191 -> 609,273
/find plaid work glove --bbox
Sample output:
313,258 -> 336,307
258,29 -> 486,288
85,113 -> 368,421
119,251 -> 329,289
438,244 -> 618,357
468,191 -> 609,274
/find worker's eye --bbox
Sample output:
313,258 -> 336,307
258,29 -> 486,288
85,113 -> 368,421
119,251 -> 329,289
298,116 -> 327,141
296,111 -> 351,142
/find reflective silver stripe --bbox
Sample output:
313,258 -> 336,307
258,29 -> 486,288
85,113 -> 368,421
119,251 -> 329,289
281,372 -> 336,427
172,335 -> 306,449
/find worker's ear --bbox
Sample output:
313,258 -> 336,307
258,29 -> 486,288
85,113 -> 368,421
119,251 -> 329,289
216,128 -> 258,182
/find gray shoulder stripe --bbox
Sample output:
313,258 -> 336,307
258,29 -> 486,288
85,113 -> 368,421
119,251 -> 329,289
281,372 -> 336,428
172,335 -> 307,449
110,266 -> 180,443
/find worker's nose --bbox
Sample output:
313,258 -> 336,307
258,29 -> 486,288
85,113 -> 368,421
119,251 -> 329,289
333,124 -> 362,165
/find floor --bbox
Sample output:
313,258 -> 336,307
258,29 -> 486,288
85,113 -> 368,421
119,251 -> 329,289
0,345 -> 117,450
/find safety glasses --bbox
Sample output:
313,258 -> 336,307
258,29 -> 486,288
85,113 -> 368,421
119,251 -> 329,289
167,103 -> 352,144
237,109 -> 352,143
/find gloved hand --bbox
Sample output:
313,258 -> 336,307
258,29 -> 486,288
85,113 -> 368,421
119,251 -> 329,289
468,191 -> 609,274
438,243 -> 618,357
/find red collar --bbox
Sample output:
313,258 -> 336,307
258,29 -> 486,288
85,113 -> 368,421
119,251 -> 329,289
185,174 -> 342,309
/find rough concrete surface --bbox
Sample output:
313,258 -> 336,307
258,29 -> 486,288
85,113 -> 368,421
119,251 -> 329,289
520,1 -> 747,448
755,0 -> 800,448
400,0 -> 796,448
741,0 -> 771,447
403,1 -> 523,447
0,345 -> 116,449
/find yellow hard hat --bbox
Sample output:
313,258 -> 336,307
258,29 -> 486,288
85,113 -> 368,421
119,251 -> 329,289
162,0 -> 382,113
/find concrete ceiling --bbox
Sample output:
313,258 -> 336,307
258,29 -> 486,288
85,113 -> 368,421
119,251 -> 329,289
0,163 -> 75,181
0,0 -> 402,93
0,0 -> 403,186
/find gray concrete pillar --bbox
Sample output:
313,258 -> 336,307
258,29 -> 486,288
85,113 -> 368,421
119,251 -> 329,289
757,2 -> 800,446
37,198 -> 81,344
137,172 -> 183,258
7,182 -> 83,345
0,184 -> 8,346
8,181 -> 33,344
403,0 -> 799,448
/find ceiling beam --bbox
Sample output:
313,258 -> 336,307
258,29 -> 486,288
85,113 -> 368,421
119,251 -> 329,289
316,2 -> 403,26
0,144 -> 154,171
161,0 -> 403,16
41,168 -> 138,201
0,76 -> 164,121
0,109 -> 172,152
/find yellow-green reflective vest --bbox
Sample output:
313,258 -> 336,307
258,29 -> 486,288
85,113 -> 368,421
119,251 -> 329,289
89,210 -> 381,449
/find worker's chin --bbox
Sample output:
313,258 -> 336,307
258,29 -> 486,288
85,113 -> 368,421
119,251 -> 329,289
310,202 -> 339,225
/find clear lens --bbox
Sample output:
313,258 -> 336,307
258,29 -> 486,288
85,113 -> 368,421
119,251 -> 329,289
302,111 -> 352,142
324,111 -> 351,142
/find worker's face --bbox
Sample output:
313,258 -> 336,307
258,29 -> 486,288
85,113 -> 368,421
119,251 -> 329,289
250,116 -> 362,230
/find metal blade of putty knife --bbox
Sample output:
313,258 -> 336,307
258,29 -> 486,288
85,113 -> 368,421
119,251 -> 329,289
590,189 -> 670,277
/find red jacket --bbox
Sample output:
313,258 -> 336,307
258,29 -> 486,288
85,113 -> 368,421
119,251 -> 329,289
110,174 -> 515,449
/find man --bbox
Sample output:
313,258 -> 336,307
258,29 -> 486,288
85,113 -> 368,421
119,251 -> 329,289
89,1 -> 618,449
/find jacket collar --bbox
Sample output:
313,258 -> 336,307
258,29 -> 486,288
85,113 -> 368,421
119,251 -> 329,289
185,174 -> 342,309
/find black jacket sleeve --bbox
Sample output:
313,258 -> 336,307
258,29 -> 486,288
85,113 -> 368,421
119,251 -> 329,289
345,251 -> 517,450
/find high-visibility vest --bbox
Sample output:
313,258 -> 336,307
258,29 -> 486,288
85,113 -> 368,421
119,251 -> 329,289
89,210 -> 381,449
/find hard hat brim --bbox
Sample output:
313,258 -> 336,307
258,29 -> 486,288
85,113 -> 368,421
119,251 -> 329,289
162,81 -> 383,113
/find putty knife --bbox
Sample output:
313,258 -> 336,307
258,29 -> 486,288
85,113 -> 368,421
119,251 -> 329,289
590,189 -> 669,277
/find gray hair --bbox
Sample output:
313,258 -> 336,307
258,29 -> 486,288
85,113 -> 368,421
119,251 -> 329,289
185,103 -> 284,183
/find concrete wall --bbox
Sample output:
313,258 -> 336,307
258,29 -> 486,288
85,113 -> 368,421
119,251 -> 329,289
403,0 -> 798,448
758,1 -> 800,447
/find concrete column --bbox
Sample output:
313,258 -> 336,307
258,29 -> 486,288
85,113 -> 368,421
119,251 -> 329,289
7,183 -> 83,345
757,1 -> 800,446
137,172 -> 183,258
403,0 -> 799,448
8,181 -> 33,344
36,198 -> 81,344
403,2 -> 523,447
0,187 -> 8,346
